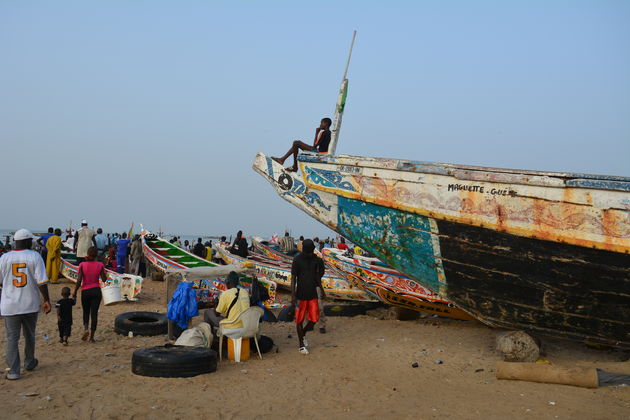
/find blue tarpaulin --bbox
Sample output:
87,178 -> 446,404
167,282 -> 199,330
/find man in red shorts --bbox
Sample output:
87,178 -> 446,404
291,239 -> 326,355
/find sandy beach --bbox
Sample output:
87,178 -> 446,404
0,277 -> 628,420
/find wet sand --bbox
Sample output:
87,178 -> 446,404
0,278 -> 628,419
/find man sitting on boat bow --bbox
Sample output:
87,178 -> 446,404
273,117 -> 332,172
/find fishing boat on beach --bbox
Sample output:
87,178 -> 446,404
215,243 -> 376,302
142,233 -> 278,306
253,32 -> 630,348
252,237 -> 296,262
60,253 -> 143,301
254,152 -> 630,348
322,248 -> 473,320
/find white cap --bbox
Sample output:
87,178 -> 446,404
81,219 -> 88,225
14,229 -> 35,241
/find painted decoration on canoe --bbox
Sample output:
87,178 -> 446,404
304,166 -> 356,192
60,255 -> 143,301
216,244 -> 375,302
336,196 -> 446,294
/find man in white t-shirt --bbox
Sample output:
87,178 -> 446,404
0,229 -> 51,380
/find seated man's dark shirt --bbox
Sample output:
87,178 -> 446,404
315,130 -> 331,153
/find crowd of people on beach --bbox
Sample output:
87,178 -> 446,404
0,222 -> 362,380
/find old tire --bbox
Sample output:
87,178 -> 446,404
132,345 -> 217,378
277,305 -> 295,322
115,312 -> 167,336
324,303 -> 367,317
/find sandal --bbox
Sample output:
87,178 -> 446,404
299,347 -> 309,355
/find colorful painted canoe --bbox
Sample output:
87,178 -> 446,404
253,152 -> 630,348
60,253 -> 143,301
322,248 -> 474,320
142,234 -> 278,306
252,237 -> 296,263
215,243 -> 376,302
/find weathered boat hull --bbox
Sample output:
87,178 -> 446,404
60,253 -> 143,301
252,237 -> 295,263
215,243 -> 376,302
253,152 -> 630,348
142,234 -> 278,306
322,248 -> 474,320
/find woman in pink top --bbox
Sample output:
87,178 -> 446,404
73,247 -> 107,342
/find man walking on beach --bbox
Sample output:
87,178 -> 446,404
0,229 -> 52,380
272,117 -> 332,172
291,239 -> 326,355
74,220 -> 96,264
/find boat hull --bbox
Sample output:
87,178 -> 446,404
253,152 -> 630,348
322,248 -> 474,320
60,254 -> 143,301
142,234 -> 279,307
215,244 -> 376,302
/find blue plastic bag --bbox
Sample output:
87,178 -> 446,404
167,282 -> 199,329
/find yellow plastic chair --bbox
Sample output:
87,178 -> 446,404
218,306 -> 264,362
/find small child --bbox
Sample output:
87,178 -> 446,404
56,287 -> 76,345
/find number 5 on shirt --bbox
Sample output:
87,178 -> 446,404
12,263 -> 27,287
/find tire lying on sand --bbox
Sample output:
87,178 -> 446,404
115,312 -> 168,336
324,304 -> 367,317
132,345 -> 217,378
277,305 -> 295,322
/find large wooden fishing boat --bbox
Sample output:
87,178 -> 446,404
142,233 -> 278,306
60,252 -> 143,301
215,243 -> 376,302
322,248 -> 474,320
253,152 -> 630,348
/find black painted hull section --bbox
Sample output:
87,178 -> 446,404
436,220 -> 630,348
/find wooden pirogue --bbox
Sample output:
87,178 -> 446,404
60,252 -> 143,301
322,248 -> 474,320
253,152 -> 630,348
141,233 -> 278,307
215,243 -> 376,302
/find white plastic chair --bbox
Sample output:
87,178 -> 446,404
218,306 -> 264,362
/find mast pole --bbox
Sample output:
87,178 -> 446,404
328,30 -> 356,156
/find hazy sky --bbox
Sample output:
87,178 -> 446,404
2,1 -> 629,237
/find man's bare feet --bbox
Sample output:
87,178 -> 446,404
286,165 -> 298,172
81,331 -> 89,341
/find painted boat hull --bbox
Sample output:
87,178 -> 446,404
60,253 -> 143,301
322,248 -> 474,320
215,243 -> 376,302
253,152 -> 630,348
252,237 -> 296,263
142,234 -> 278,307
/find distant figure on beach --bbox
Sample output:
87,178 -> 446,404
183,240 -> 190,252
0,229 -> 52,380
192,238 -> 206,258
73,220 -> 96,264
204,272 -> 250,334
279,232 -> 297,254
204,241 -> 213,261
116,233 -> 131,274
37,227 -> 54,262
297,236 -> 305,253
56,287 -> 75,345
337,237 -> 349,251
94,228 -> 107,259
230,231 -> 249,258
272,117 -> 332,172
73,247 -> 107,343
129,235 -> 143,275
291,239 -> 326,355
45,228 -> 63,284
